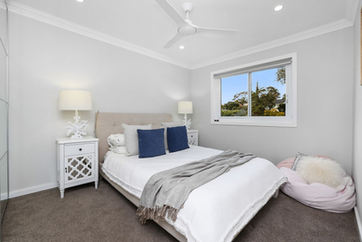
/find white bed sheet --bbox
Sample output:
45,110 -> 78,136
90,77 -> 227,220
102,146 -> 286,242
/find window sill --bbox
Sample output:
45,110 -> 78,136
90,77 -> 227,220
211,117 -> 297,127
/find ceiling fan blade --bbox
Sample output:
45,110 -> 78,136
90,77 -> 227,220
197,26 -> 239,33
155,0 -> 186,25
164,33 -> 184,48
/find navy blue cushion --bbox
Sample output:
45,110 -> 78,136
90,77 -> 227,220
167,126 -> 189,153
137,128 -> 166,158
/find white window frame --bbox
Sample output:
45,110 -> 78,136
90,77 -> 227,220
210,53 -> 297,127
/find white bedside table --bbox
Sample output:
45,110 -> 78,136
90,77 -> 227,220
56,137 -> 99,198
187,130 -> 198,146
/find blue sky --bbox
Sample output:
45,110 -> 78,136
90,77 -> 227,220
221,68 -> 286,104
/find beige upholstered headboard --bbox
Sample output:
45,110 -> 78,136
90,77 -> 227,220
95,112 -> 172,163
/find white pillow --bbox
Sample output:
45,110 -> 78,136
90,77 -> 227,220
107,134 -> 127,154
161,121 -> 184,150
296,156 -> 346,188
109,146 -> 127,154
161,121 -> 184,127
122,124 -> 152,156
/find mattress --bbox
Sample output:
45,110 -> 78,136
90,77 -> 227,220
102,146 -> 286,242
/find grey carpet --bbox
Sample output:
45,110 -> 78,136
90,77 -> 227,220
2,180 -> 359,242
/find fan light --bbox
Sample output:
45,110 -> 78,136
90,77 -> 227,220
156,1 -> 239,48
179,45 -> 185,50
274,5 -> 283,12
76,0 -> 84,3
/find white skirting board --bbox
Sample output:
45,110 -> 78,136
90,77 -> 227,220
9,182 -> 57,199
355,207 -> 362,242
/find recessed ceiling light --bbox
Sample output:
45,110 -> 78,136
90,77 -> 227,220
274,4 -> 283,12
179,45 -> 185,50
76,0 -> 84,3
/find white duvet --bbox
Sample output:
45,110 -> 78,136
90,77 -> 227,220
102,146 -> 286,242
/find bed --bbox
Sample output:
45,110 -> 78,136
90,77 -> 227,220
95,112 -> 287,242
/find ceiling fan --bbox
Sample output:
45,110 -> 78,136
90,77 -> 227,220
155,0 -> 239,48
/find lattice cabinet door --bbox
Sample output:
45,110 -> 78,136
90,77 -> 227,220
187,130 -> 198,146
65,154 -> 94,183
56,137 -> 99,199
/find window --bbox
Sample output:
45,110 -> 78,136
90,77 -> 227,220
211,54 -> 297,127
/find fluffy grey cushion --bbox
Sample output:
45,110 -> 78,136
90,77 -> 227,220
122,124 -> 151,156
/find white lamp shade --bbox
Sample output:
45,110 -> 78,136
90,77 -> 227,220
59,90 -> 92,111
178,101 -> 193,114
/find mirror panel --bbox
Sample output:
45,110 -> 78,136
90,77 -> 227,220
0,101 -> 7,159
0,152 -> 7,218
0,45 -> 6,101
0,4 -> 7,50
0,2 -> 8,235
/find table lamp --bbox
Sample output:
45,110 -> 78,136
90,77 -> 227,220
178,101 -> 193,130
59,90 -> 92,139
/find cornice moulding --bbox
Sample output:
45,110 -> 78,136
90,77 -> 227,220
7,1 -> 191,69
4,1 -> 356,70
191,19 -> 353,69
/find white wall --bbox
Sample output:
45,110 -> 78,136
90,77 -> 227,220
9,13 -> 190,195
190,28 -> 355,173
353,0 -> 362,225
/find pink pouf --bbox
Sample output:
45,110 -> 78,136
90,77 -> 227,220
277,157 -> 294,169
278,159 -> 356,213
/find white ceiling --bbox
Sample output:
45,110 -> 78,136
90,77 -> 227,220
8,0 -> 359,68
